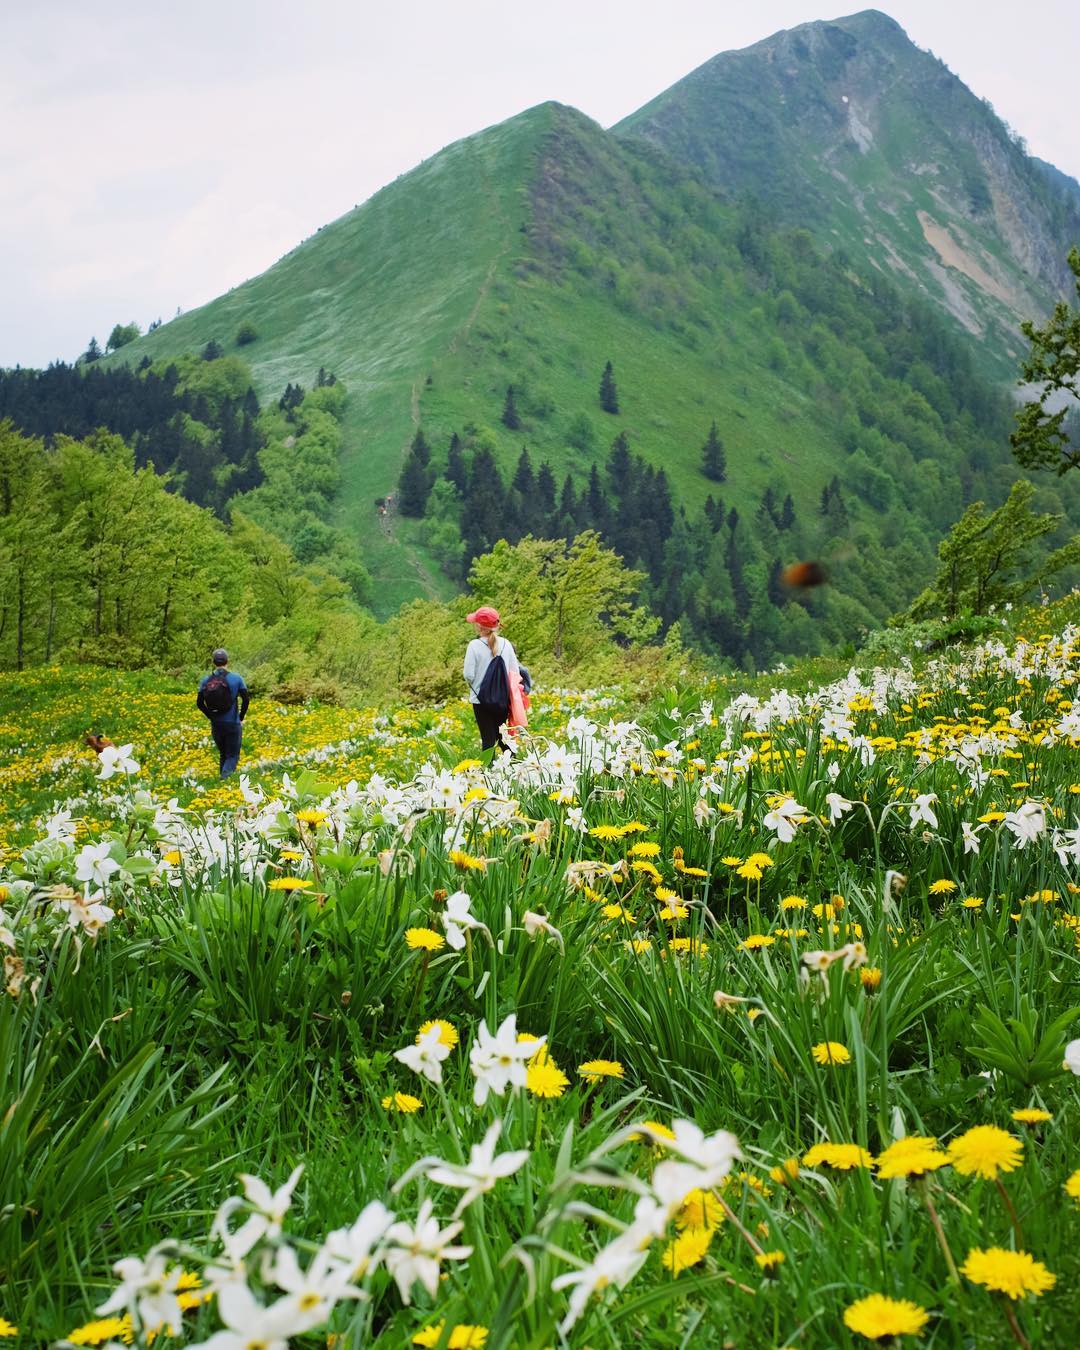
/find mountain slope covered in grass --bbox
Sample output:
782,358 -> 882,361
107,22 -> 1080,635
616,9 -> 1080,379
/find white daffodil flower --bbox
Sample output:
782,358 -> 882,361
552,1231 -> 652,1334
1064,1038 -> 1080,1075
323,1200 -> 394,1282
469,1013 -> 542,1106
97,743 -> 140,780
825,792 -> 853,824
382,1199 -> 472,1304
961,821 -> 982,855
393,1024 -> 451,1085
1003,800 -> 1045,848
441,890 -> 490,950
212,1165 -> 304,1262
410,1120 -> 530,1217
909,793 -> 939,829
74,841 -> 121,890
522,910 -> 564,950
762,796 -> 808,843
97,1247 -> 183,1332
187,1282 -> 306,1349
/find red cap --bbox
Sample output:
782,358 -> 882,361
466,606 -> 500,627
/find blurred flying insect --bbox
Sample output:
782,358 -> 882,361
780,560 -> 828,589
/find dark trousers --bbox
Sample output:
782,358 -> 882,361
473,703 -> 511,754
211,721 -> 243,778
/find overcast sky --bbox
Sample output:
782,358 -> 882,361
3,0 -> 1078,368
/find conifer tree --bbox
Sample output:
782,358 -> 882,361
586,463 -> 609,530
410,427 -> 431,468
607,431 -> 631,488
201,339 -> 223,362
701,421 -> 726,482
82,337 -> 102,364
501,384 -> 521,430
512,445 -> 535,498
398,442 -> 433,516
599,360 -> 619,414
779,494 -> 796,531
446,432 -> 467,495
559,473 -> 578,525
536,461 -> 557,520
462,447 -> 506,560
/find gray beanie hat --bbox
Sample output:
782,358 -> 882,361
212,648 -> 229,666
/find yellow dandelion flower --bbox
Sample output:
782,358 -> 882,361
448,849 -> 487,871
589,824 -> 624,840
527,1058 -> 570,1099
946,1125 -> 1022,1179
278,849 -> 304,861
843,1294 -> 929,1340
659,904 -> 689,921
381,1092 -> 423,1114
578,1059 -> 624,1082
412,1325 -> 489,1349
267,876 -> 313,891
161,849 -> 181,866
929,879 -> 957,894
0,1322 -> 17,1341
418,1019 -> 459,1048
740,933 -> 776,950
629,841 -> 661,857
634,1120 -> 676,1145
67,1317 -> 135,1346
769,1157 -> 800,1186
1010,1108 -> 1051,1125
961,1247 -> 1055,1300
721,855 -> 743,867
296,809 -> 329,825
452,759 -> 483,774
1064,1168 -> 1080,1202
860,967 -> 882,990
780,895 -> 807,910
812,1041 -> 851,1066
654,885 -> 679,901
961,896 -> 984,909
404,927 -> 445,952
755,1250 -> 785,1272
802,1142 -> 873,1170
875,1136 -> 948,1178
677,1188 -> 725,1230
661,1226 -> 714,1274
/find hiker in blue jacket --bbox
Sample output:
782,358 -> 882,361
196,648 -> 250,778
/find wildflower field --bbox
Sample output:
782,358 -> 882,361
2,610 -> 1080,1348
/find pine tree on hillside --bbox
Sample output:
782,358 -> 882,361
501,384 -> 521,430
586,463 -> 609,531
201,340 -> 223,362
512,445 -> 535,498
559,473 -> 578,526
82,337 -> 102,364
779,494 -> 796,531
607,430 -> 631,488
701,422 -> 726,482
767,559 -> 787,607
446,432 -> 467,495
462,447 -> 506,560
397,445 -> 433,517
599,360 -> 619,414
536,461 -> 557,520
410,427 -> 431,467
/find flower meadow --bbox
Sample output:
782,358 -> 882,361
2,618 -> 1080,1348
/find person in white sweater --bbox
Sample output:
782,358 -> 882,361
463,605 -> 519,752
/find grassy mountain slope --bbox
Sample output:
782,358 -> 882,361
114,108 -> 550,610
112,93 -> 1073,629
616,9 -> 1080,380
